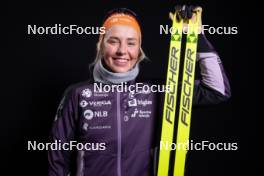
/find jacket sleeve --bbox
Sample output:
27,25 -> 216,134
193,35 -> 231,105
48,87 -> 78,176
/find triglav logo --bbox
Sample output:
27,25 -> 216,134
128,99 -> 152,107
138,100 -> 152,106
128,99 -> 137,107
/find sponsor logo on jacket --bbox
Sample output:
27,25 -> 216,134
89,100 -> 111,107
128,99 -> 152,107
83,109 -> 108,120
80,100 -> 111,108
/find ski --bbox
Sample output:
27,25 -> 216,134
157,8 -> 201,176
173,9 -> 201,176
157,11 -> 183,176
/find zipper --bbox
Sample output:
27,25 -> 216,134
116,92 -> 122,176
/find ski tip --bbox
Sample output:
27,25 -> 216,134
194,6 -> 203,13
169,12 -> 181,22
169,12 -> 174,21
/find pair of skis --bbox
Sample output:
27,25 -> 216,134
158,8 -> 202,176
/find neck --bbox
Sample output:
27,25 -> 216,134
93,59 -> 139,84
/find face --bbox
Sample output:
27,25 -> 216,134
102,26 -> 140,73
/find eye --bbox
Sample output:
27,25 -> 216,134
128,42 -> 136,46
107,39 -> 119,45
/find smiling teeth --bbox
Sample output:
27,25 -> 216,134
115,58 -> 128,63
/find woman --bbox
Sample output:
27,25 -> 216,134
48,7 -> 231,176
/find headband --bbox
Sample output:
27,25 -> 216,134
102,13 -> 141,35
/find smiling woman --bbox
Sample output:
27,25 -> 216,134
48,6 -> 231,176
102,26 -> 140,72
92,9 -> 146,74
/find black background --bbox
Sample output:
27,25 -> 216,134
4,0 -> 255,176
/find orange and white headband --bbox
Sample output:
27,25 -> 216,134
102,13 -> 141,36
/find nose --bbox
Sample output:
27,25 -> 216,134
116,42 -> 127,55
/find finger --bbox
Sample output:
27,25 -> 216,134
169,12 -> 174,21
174,5 -> 182,21
187,5 -> 194,19
180,5 -> 188,19
193,6 -> 203,13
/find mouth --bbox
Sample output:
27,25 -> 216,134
112,57 -> 130,66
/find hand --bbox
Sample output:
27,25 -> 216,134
170,5 -> 215,53
170,5 -> 203,33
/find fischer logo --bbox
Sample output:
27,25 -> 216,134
180,48 -> 194,127
166,46 -> 179,124
83,109 -> 108,120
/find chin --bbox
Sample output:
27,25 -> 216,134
113,68 -> 129,73
111,67 -> 130,73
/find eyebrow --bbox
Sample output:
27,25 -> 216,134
108,36 -> 119,40
107,36 -> 137,41
127,38 -> 137,41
